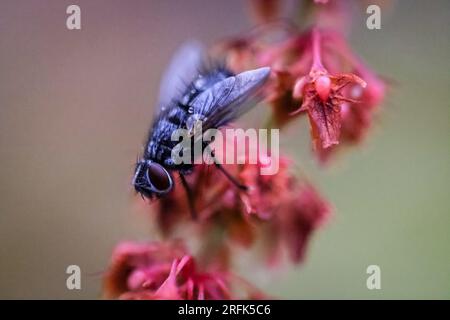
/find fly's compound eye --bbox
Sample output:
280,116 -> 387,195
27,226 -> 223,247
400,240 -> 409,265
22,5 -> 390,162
145,162 -> 173,194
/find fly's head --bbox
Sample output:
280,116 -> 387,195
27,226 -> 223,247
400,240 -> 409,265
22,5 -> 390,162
132,160 -> 173,199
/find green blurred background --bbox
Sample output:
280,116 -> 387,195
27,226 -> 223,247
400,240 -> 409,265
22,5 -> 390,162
0,0 -> 448,299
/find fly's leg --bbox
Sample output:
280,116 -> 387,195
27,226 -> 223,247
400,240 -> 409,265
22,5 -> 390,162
208,149 -> 248,191
179,172 -> 198,220
214,163 -> 248,191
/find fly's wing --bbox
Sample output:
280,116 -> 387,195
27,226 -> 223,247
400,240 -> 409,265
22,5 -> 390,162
157,41 -> 205,112
188,67 -> 271,131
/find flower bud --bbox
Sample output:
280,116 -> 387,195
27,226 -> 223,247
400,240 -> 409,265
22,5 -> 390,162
315,75 -> 331,101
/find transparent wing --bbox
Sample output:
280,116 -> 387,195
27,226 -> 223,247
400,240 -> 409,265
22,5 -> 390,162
157,40 -> 205,111
188,67 -> 271,131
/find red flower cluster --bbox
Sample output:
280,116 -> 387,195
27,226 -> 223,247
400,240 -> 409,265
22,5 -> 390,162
152,155 -> 331,266
103,241 -> 264,300
220,25 -> 386,163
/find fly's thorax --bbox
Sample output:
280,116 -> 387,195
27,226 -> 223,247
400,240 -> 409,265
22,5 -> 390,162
145,68 -> 233,166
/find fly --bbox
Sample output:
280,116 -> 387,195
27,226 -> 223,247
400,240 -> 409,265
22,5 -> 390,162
132,41 -> 270,218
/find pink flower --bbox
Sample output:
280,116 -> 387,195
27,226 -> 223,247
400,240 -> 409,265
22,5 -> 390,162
103,241 -> 264,300
292,70 -> 366,149
149,151 -> 331,266
311,33 -> 387,163
266,183 -> 332,263
103,241 -> 186,299
281,29 -> 367,151
219,26 -> 385,162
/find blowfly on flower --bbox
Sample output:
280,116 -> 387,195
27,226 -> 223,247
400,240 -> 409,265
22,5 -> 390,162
132,41 -> 271,218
